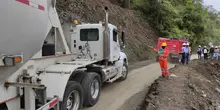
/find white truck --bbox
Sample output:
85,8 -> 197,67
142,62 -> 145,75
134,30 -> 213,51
0,0 -> 128,110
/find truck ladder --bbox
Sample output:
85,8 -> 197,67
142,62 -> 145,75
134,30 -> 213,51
5,81 -> 59,110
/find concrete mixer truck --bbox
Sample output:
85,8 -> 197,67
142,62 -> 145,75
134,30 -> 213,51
0,0 -> 128,110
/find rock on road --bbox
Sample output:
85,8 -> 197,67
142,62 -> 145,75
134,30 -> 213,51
83,55 -> 197,110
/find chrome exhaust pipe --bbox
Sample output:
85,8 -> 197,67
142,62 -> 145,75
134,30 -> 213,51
103,7 -> 110,61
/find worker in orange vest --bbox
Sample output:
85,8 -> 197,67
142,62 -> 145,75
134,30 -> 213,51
150,42 -> 170,77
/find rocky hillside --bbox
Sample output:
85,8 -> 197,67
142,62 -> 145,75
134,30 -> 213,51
56,0 -> 158,62
139,60 -> 220,110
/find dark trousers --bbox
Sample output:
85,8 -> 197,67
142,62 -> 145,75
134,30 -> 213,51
181,53 -> 185,64
181,53 -> 189,64
185,53 -> 189,64
198,53 -> 201,59
204,53 -> 208,60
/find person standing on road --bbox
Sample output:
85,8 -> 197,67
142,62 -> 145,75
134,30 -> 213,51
185,43 -> 190,64
214,46 -> 219,61
203,46 -> 209,60
181,43 -> 186,64
197,45 -> 202,59
150,42 -> 170,77
188,43 -> 192,60
210,45 -> 215,60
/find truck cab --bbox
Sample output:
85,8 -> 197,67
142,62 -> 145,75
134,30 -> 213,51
71,23 -> 123,62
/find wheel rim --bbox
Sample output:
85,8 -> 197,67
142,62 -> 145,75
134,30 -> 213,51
122,65 -> 127,78
66,90 -> 80,110
90,79 -> 100,99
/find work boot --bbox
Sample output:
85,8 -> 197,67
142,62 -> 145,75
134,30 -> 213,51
165,75 -> 170,79
161,74 -> 165,78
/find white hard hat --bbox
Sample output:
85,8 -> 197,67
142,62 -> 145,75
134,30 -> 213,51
204,46 -> 207,48
183,43 -> 186,46
186,43 -> 189,46
211,45 -> 214,47
215,46 -> 218,48
199,45 -> 201,47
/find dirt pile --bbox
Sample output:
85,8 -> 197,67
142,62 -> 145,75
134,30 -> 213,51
138,60 -> 220,110
56,0 -> 157,62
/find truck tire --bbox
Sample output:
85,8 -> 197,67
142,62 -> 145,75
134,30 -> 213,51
81,72 -> 101,106
168,54 -> 172,63
61,81 -> 83,110
119,63 -> 128,81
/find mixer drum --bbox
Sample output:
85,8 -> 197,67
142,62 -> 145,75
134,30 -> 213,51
0,0 -> 51,84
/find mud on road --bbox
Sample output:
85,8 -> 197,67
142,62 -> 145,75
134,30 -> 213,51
139,60 -> 220,110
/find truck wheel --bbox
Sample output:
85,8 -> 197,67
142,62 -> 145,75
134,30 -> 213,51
168,54 -> 172,63
61,81 -> 83,110
81,72 -> 101,106
119,63 -> 128,81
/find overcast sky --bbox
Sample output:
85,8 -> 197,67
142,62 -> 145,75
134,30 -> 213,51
203,0 -> 220,11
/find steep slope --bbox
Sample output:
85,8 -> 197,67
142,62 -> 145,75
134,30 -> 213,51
56,0 -> 158,62
139,60 -> 220,110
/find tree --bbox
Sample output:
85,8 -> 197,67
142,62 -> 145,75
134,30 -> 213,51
132,0 -> 220,45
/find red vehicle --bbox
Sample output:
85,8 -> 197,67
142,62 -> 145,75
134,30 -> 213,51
156,37 -> 189,63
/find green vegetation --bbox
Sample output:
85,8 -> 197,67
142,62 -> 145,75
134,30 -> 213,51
131,0 -> 220,46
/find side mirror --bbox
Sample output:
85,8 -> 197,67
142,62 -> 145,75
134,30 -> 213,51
121,31 -> 125,44
120,31 -> 125,49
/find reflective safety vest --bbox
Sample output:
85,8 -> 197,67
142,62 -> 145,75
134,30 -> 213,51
158,49 -> 169,60
152,48 -> 169,60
